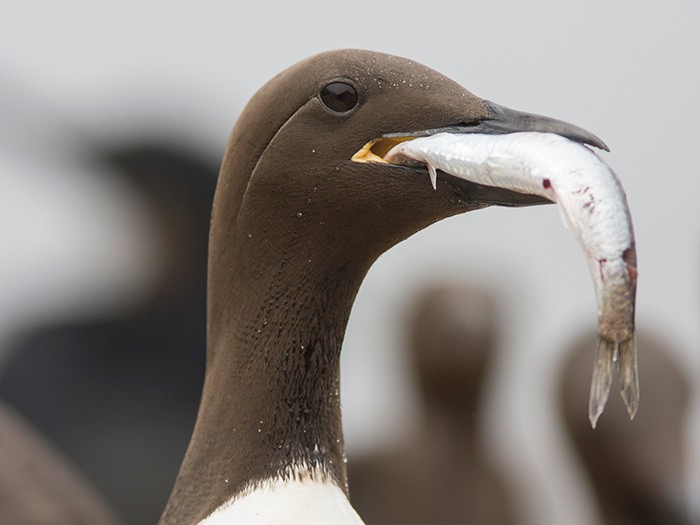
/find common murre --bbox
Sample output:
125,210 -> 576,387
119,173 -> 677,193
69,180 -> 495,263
159,49 -> 609,524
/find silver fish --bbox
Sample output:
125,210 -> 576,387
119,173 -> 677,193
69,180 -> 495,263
384,132 -> 638,428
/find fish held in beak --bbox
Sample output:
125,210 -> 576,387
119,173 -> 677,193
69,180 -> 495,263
383,131 -> 638,428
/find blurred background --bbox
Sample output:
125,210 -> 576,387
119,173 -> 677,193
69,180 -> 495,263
1,1 -> 699,524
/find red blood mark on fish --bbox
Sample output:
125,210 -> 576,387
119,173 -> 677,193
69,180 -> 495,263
623,247 -> 638,284
381,132 -> 638,426
582,194 -> 596,214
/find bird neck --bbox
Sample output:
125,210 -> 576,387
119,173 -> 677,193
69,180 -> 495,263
424,399 -> 480,450
161,213 -> 370,523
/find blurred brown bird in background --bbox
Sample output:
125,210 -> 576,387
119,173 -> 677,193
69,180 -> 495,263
0,141 -> 218,525
560,330 -> 696,525
349,283 -> 516,525
0,400 -> 124,525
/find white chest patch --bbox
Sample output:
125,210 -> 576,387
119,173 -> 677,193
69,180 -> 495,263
198,474 -> 365,525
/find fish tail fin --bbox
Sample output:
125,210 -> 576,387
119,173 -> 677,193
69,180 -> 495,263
589,338 -> 616,428
617,337 -> 639,420
428,164 -> 438,190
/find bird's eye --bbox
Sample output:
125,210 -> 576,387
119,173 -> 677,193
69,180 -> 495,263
319,82 -> 358,113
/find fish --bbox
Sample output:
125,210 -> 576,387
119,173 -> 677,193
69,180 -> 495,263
383,131 -> 638,428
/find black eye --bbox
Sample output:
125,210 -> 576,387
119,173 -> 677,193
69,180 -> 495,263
319,82 -> 358,113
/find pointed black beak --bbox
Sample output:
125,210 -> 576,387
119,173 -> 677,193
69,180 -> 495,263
385,100 -> 609,152
354,98 -> 608,209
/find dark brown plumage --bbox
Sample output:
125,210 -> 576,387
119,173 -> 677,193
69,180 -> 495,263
0,142 -> 217,525
0,401 -> 124,525
349,284 -> 516,525
560,330 -> 694,525
159,49 -> 603,523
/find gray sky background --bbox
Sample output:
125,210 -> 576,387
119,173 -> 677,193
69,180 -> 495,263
2,1 -> 699,523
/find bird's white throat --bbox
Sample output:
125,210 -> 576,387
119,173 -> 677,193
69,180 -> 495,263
198,465 -> 364,525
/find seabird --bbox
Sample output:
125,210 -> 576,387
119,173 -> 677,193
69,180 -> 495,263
0,401 -> 124,525
159,49 -> 607,524
560,331 -> 694,524
0,142 -> 217,525
349,284 -> 515,525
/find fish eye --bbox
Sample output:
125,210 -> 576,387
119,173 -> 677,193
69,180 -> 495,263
319,81 -> 358,114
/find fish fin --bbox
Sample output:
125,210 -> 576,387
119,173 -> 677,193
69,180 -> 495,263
552,189 -> 578,232
557,204 -> 572,230
617,338 -> 639,420
428,164 -> 437,190
589,338 -> 616,428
